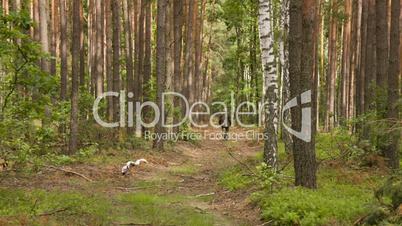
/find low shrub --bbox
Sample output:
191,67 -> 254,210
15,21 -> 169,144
252,182 -> 373,226
219,166 -> 253,191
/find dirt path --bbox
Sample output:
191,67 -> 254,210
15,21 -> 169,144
0,128 -> 263,225
160,130 -> 263,225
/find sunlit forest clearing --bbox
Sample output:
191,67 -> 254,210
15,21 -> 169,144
0,0 -> 401,225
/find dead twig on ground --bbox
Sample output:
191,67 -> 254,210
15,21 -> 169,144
258,220 -> 273,226
30,198 -> 39,215
226,151 -> 257,177
195,192 -> 215,198
277,157 -> 292,173
2,208 -> 70,219
353,213 -> 369,225
114,185 -> 162,191
46,165 -> 93,182
37,208 -> 70,217
113,223 -> 152,226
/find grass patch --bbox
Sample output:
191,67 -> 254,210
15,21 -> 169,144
0,188 -> 112,225
118,193 -> 217,226
169,164 -> 199,176
219,166 -> 253,191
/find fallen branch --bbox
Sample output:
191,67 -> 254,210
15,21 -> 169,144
258,220 -> 273,226
277,158 -> 292,173
227,151 -> 257,177
46,165 -> 93,182
114,185 -> 161,191
195,192 -> 215,198
353,213 -> 369,225
114,223 -> 152,226
37,208 -> 69,217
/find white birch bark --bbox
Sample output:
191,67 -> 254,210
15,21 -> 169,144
258,0 -> 278,169
280,0 -> 293,153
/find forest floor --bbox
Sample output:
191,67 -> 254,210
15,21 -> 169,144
0,128 -> 265,225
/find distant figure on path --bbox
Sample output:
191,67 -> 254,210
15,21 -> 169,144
219,114 -> 231,140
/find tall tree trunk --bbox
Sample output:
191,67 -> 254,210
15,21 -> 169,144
39,0 -> 50,73
95,0 -> 104,97
340,0 -> 352,125
194,0 -> 204,101
137,0 -> 145,106
385,0 -> 400,169
357,0 -> 368,132
105,0 -> 113,121
363,0 -> 376,138
235,27 -> 244,104
133,0 -> 139,106
165,0 -> 174,130
258,0 -> 278,169
375,0 -> 389,152
375,0 -> 389,130
375,0 -> 389,92
199,0 -> 207,101
203,34 -> 212,104
312,0 -> 321,131
365,0 -> 376,112
89,0 -> 96,95
59,0 -> 67,100
153,0 -> 167,150
280,0 -> 292,153
184,1 -> 194,103
349,0 -> 360,124
2,0 -> 8,15
143,0 -> 152,93
325,0 -> 338,131
123,0 -> 134,134
191,0 -> 199,103
319,1 -> 325,128
112,0 -> 120,123
50,0 -> 58,77
142,0 -> 152,134
289,0 -> 317,189
33,0 -> 40,43
69,0 -> 81,154
79,0 -> 85,87
173,0 -> 184,132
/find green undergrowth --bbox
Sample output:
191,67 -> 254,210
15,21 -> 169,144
219,165 -> 254,191
220,162 -> 384,225
0,187 -> 224,226
0,188 -> 111,225
252,183 -> 373,226
0,175 -> 225,225
116,192 -> 218,226
169,164 -> 199,176
1,134 -> 154,173
218,136 -> 388,226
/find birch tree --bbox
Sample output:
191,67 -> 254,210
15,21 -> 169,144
258,0 -> 278,169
